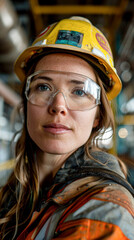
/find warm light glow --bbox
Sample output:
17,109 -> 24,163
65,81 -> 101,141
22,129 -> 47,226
118,128 -> 128,139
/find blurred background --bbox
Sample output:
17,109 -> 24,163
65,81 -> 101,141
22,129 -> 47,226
0,0 -> 134,186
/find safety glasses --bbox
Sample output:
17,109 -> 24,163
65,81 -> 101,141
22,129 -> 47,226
25,70 -> 101,111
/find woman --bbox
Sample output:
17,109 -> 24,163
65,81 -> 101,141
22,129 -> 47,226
0,16 -> 134,240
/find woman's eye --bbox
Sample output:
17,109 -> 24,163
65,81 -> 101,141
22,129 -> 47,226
73,89 -> 86,97
37,84 -> 50,91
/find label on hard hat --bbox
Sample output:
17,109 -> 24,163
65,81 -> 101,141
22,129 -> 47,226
96,33 -> 112,57
56,30 -> 83,48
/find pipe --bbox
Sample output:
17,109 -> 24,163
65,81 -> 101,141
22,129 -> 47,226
0,80 -> 21,107
0,0 -> 28,73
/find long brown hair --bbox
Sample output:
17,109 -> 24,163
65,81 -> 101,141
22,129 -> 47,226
0,64 -> 127,239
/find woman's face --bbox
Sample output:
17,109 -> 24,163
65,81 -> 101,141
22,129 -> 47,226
27,53 -> 99,155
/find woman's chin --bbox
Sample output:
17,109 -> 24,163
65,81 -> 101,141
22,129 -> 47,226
37,141 -> 76,156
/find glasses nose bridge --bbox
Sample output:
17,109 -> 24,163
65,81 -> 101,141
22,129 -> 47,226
52,89 -> 67,101
49,88 -> 68,107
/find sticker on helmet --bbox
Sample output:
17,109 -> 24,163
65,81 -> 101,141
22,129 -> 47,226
96,33 -> 112,56
56,30 -> 83,48
37,26 -> 50,38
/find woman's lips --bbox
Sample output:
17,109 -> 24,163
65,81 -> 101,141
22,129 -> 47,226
43,123 -> 71,134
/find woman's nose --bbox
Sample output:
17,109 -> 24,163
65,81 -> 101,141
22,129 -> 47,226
48,91 -> 68,115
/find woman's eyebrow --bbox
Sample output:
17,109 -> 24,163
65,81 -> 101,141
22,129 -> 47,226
70,79 -> 84,84
32,76 -> 88,84
33,76 -> 53,81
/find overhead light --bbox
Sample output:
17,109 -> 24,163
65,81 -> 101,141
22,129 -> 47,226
0,0 -> 18,29
120,61 -> 131,71
121,70 -> 132,83
121,98 -> 134,114
0,3 -> 14,28
0,129 -> 14,141
0,116 -> 8,127
8,27 -> 28,52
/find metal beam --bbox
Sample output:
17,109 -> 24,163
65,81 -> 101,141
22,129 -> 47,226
0,159 -> 14,170
30,5 -> 127,15
29,0 -> 129,49
119,115 -> 134,125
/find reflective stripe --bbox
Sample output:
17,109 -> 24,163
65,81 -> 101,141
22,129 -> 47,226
64,200 -> 134,240
54,218 -> 130,240
56,187 -> 134,239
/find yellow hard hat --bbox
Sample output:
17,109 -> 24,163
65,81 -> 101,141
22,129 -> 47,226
14,16 -> 122,100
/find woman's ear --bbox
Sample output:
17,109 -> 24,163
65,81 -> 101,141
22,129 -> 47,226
93,118 -> 99,128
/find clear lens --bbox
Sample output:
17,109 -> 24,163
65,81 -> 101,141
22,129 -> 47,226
25,70 -> 101,111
